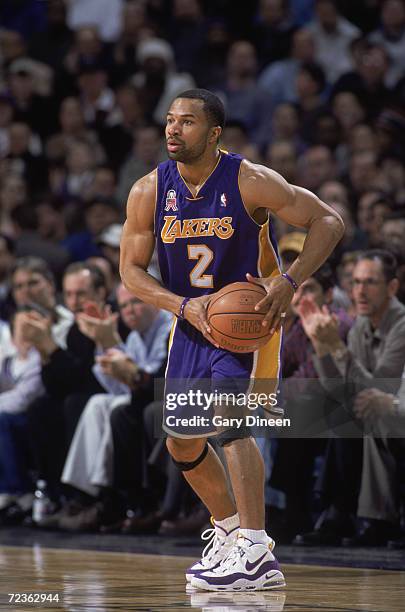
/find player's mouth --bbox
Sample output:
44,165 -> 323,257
167,140 -> 183,153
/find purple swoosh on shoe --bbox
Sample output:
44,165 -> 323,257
199,560 -> 280,585
245,553 -> 268,572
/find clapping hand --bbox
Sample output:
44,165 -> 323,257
297,297 -> 341,354
354,389 -> 396,422
76,303 -> 120,349
13,310 -> 55,358
296,297 -> 326,340
96,348 -> 139,387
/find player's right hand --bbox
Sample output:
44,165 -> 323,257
183,295 -> 220,348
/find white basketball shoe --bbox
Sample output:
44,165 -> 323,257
186,518 -> 239,582
191,533 -> 285,592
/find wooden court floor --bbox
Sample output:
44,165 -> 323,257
0,545 -> 404,612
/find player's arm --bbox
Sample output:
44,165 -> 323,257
119,171 -> 183,315
120,172 -> 217,343
241,161 -> 344,284
240,161 -> 345,331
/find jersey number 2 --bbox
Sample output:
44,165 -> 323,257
187,245 -> 213,288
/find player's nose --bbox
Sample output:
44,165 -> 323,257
167,122 -> 180,136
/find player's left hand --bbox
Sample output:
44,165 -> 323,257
246,272 -> 294,333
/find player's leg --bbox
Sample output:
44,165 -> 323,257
167,437 -> 235,519
192,433 -> 284,592
167,436 -> 240,581
222,436 -> 265,529
191,351 -> 285,591
164,323 -> 240,582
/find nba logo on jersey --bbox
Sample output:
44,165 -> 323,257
165,189 -> 178,211
220,193 -> 227,207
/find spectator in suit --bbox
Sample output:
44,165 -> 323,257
56,284 -> 171,531
22,262 -> 108,505
296,250 -> 405,546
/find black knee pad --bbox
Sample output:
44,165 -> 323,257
216,426 -> 252,447
171,442 -> 209,471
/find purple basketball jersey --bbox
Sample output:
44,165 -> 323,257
155,152 -> 284,437
155,151 -> 280,297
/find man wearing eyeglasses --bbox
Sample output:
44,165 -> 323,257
296,249 -> 405,547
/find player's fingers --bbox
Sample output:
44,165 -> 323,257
200,324 -> 219,348
275,306 -> 289,332
262,301 -> 279,330
271,307 -> 288,333
197,314 -> 218,347
205,332 -> 220,349
254,293 -> 272,312
198,306 -> 212,334
201,324 -> 216,344
246,272 -> 264,287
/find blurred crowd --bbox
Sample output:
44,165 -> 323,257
1,0 -> 405,548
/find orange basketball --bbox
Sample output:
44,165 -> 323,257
207,282 -> 271,353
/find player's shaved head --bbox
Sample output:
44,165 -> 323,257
174,89 -> 225,129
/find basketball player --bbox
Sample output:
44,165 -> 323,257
120,89 -> 344,591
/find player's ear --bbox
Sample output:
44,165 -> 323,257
210,126 -> 222,144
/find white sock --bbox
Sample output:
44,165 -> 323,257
214,513 -> 239,536
239,528 -> 269,544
